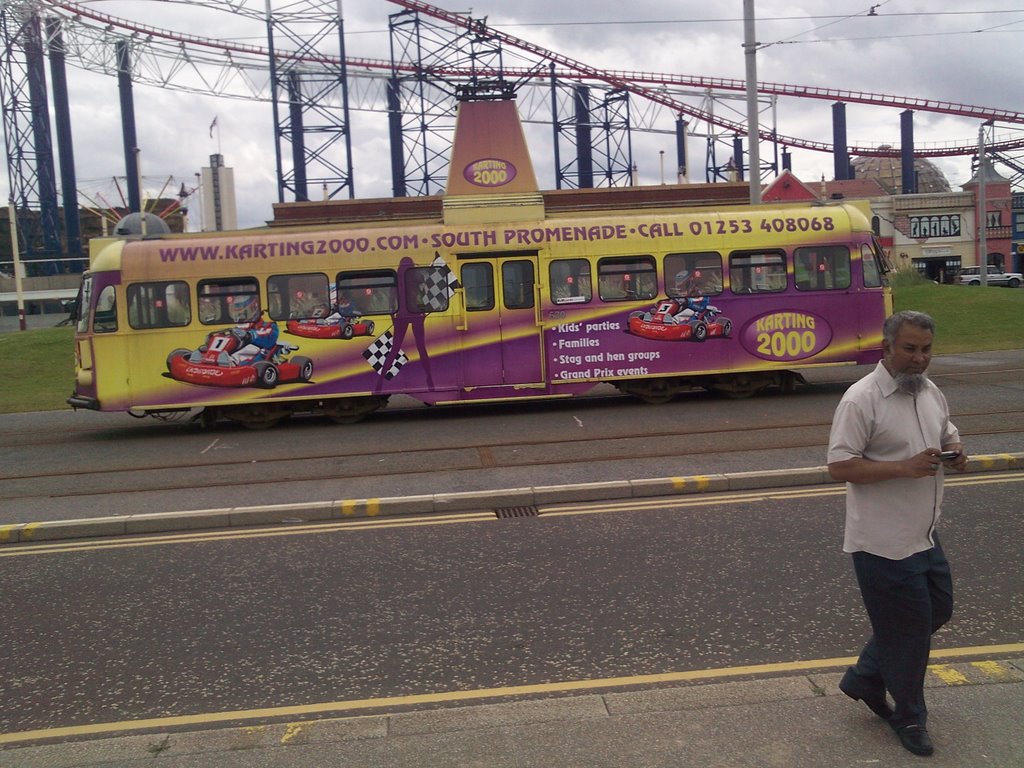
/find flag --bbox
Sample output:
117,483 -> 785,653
363,331 -> 407,380
420,252 -> 460,311
209,116 -> 218,139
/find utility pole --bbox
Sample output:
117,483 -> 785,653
743,0 -> 761,204
8,199 -> 26,331
978,122 -> 991,286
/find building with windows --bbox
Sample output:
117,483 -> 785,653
762,164 -> 1013,283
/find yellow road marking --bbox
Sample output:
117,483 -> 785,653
542,471 -> 1024,518
929,664 -> 970,685
3,472 -> 1022,557
0,512 -> 495,557
280,722 -> 306,744
970,660 -> 1016,680
1,642 -> 1020,746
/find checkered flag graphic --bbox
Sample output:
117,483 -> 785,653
420,253 -> 461,312
363,330 -> 408,380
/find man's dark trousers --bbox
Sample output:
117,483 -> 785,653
849,536 -> 953,729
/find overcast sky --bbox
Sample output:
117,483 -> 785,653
5,1 -> 1023,230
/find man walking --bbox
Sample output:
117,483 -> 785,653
827,310 -> 967,757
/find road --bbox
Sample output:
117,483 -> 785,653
3,349 -> 1024,524
2,470 -> 1021,742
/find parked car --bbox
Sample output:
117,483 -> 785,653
957,266 -> 1023,287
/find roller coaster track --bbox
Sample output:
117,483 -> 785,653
389,0 -> 1024,157
17,0 -> 1024,159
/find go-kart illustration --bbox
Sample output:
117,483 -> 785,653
285,301 -> 375,340
166,316 -> 314,389
627,296 -> 732,342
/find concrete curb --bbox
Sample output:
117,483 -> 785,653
1,658 -> 1020,755
2,452 -> 1021,546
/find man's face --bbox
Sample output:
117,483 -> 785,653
884,323 -> 933,377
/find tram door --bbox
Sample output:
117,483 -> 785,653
458,255 -> 544,387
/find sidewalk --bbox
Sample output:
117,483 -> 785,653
3,659 -> 1022,767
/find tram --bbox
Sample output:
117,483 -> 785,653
68,101 -> 892,428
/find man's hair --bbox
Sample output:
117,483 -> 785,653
883,310 -> 936,346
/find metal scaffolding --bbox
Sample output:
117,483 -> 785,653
265,1 -> 354,203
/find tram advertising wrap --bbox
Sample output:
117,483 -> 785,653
68,200 -> 891,429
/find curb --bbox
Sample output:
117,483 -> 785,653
2,452 -> 1021,546
1,658 -> 1021,751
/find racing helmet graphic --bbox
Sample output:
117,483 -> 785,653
228,293 -> 260,322
674,267 -> 705,296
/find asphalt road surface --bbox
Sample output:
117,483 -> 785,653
2,470 -> 1021,740
3,349 -> 1024,524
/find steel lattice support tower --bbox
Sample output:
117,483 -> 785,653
0,2 -> 62,273
550,75 -> 633,190
702,91 -> 778,185
387,8 -> 511,197
266,1 -> 354,203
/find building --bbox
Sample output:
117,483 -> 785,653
762,164 -> 1014,283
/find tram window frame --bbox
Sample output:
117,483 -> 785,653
502,260 -> 535,310
93,284 -> 118,334
268,272 -> 330,320
729,251 -> 787,294
197,278 -> 261,325
404,265 -> 451,314
597,256 -> 658,302
461,262 -> 495,311
126,281 -> 191,329
793,246 -> 851,291
665,252 -> 723,298
77,275 -> 94,333
549,258 -> 592,305
337,270 -> 398,315
862,243 -> 884,288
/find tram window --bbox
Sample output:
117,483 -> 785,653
93,284 -> 118,333
404,265 -> 451,314
338,271 -> 397,314
502,260 -> 535,310
862,244 -> 883,288
461,262 -> 495,311
76,275 -> 94,333
597,256 -> 658,301
127,281 -> 191,328
729,252 -> 786,294
794,246 -> 851,291
665,253 -> 723,298
268,273 -> 330,320
550,259 -> 592,304
197,278 -> 260,325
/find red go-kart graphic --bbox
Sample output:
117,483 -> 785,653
285,305 -> 375,340
166,319 -> 314,389
627,298 -> 732,342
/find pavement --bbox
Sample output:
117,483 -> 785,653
3,454 -> 1024,766
2,657 -> 1022,766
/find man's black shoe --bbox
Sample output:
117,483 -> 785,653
895,724 -> 934,756
839,667 -> 893,720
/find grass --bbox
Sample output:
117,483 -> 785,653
0,326 -> 75,414
1,274 -> 1021,413
889,270 -> 1024,354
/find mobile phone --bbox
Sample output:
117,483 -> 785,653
939,450 -> 961,461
